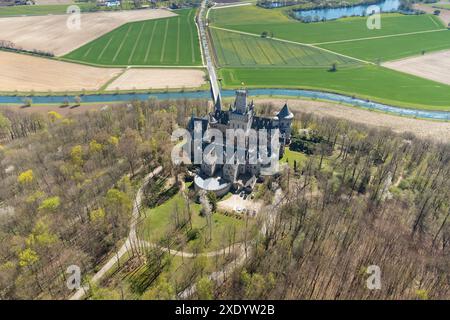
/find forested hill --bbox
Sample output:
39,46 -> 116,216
219,109 -> 450,300
0,100 -> 448,299
0,99 -> 208,299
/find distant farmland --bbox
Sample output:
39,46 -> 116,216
0,3 -> 96,16
209,6 -> 445,44
64,9 -> 202,66
209,5 -> 450,63
218,66 -> 450,111
211,28 -> 360,68
320,30 -> 450,62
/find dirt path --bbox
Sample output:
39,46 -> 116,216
254,98 -> 450,143
69,165 -> 243,300
70,166 -> 163,300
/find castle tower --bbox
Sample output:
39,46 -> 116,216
276,103 -> 294,140
234,90 -> 249,114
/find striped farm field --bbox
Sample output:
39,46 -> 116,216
210,28 -> 360,68
63,9 -> 202,66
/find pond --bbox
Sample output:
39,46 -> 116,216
293,0 -> 403,22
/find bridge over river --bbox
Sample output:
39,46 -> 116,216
198,0 -> 221,106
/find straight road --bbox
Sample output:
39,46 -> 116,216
198,0 -> 221,104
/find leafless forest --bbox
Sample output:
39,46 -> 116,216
0,100 -> 448,299
220,108 -> 450,300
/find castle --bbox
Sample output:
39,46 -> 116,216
188,90 -> 293,196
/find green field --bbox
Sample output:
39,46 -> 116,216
209,6 -> 445,44
0,3 -> 96,16
211,28 -> 360,68
64,8 -> 202,66
219,66 -> 450,111
321,29 -> 450,62
209,4 -> 450,110
209,5 -> 450,63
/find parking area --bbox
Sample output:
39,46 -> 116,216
217,193 -> 262,217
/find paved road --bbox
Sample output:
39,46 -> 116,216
198,0 -> 221,104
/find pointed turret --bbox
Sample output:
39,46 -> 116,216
214,95 -> 222,112
276,103 -> 293,120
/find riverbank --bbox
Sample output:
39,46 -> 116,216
3,96 -> 449,143
1,88 -> 450,120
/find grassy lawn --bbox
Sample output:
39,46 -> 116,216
0,3 -> 96,16
320,29 -> 450,62
219,65 -> 450,111
63,8 -> 202,66
138,189 -> 249,252
209,5 -> 445,44
280,148 -> 308,169
211,28 -> 360,68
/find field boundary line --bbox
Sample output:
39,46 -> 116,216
313,28 -> 447,45
145,21 -> 158,63
83,47 -> 92,59
211,3 -> 253,10
160,19 -> 170,63
194,8 -> 206,66
98,36 -> 114,61
128,22 -> 146,64
188,9 -> 196,64
99,68 -> 127,91
112,24 -> 132,63
176,17 -> 180,63
210,25 -> 373,65
429,14 -> 441,28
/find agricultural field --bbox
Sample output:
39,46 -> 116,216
64,8 -> 202,66
218,66 -> 450,111
0,51 -> 205,93
210,4 -> 450,110
0,3 -> 95,16
211,28 -> 360,68
209,5 -> 445,44
382,50 -> 450,86
0,8 -> 175,56
106,68 -> 206,91
209,5 -> 450,63
320,29 -> 450,62
0,51 -> 121,92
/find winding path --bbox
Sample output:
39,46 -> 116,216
69,165 -> 245,300
70,166 -> 162,300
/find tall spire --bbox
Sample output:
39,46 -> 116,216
214,95 -> 222,112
